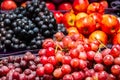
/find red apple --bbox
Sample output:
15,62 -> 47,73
1,0 -> 17,10
75,16 -> 96,35
46,2 -> 55,10
75,12 -> 88,21
87,2 -> 104,14
73,0 -> 89,14
113,32 -> 120,44
58,2 -> 72,11
53,11 -> 63,24
100,14 -> 120,35
89,30 -> 108,45
62,12 -> 76,28
89,13 -> 102,29
100,1 -> 108,9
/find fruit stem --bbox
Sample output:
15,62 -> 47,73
55,44 -> 63,53
95,37 -> 108,49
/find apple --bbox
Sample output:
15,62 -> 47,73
1,0 -> 17,10
53,11 -> 63,24
75,12 -> 88,21
67,27 -> 79,35
100,14 -> 120,35
75,16 -> 96,35
58,2 -> 72,11
89,13 -> 102,29
89,30 -> 108,45
113,33 -> 120,44
73,0 -> 89,14
100,1 -> 108,9
87,2 -> 104,14
46,2 -> 55,10
62,12 -> 76,28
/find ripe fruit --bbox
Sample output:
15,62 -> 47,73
79,59 -> 87,69
103,55 -> 114,66
113,32 -> 120,44
62,56 -> 72,64
1,0 -> 17,10
89,13 -> 102,29
100,1 -> 108,9
44,63 -> 54,74
53,68 -> 62,78
58,2 -> 72,11
94,63 -> 104,72
46,47 -> 55,57
89,30 -> 108,45
110,45 -> 120,58
73,0 -> 89,14
72,72 -> 83,80
87,51 -> 95,61
62,12 -> 76,28
94,53 -> 103,63
75,12 -> 88,21
114,57 -> 120,65
111,65 -> 120,75
46,2 -> 55,10
87,2 -> 104,14
101,14 -> 120,34
70,58 -> 79,68
61,64 -> 71,75
63,74 -> 73,80
53,11 -> 63,24
36,66 -> 44,76
75,16 -> 96,35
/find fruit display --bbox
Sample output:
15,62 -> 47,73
0,32 -> 120,80
1,0 -> 120,79
0,0 -> 67,53
61,0 -> 120,47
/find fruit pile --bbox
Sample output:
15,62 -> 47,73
61,0 -> 120,46
0,0 -> 67,53
0,32 -> 120,80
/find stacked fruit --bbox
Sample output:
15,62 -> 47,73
0,0 -> 67,53
0,32 -> 120,79
61,0 -> 120,46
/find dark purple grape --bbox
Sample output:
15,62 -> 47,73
24,69 -> 32,75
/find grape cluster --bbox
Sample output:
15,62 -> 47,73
0,0 -> 67,53
0,52 -> 45,80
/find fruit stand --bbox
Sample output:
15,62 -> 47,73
0,0 -> 120,80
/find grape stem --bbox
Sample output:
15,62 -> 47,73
55,44 -> 63,53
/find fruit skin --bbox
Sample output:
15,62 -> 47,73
1,0 -> 17,10
75,12 -> 88,21
53,11 -> 63,24
89,13 -> 102,29
111,65 -> 120,75
113,32 -> 120,44
46,2 -> 55,10
103,55 -> 114,66
58,2 -> 72,11
61,64 -> 71,75
100,14 -> 120,35
100,1 -> 108,9
89,30 -> 108,45
87,2 -> 104,14
44,63 -> 54,74
36,66 -> 44,76
75,16 -> 96,35
73,0 -> 89,14
62,12 -> 76,28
